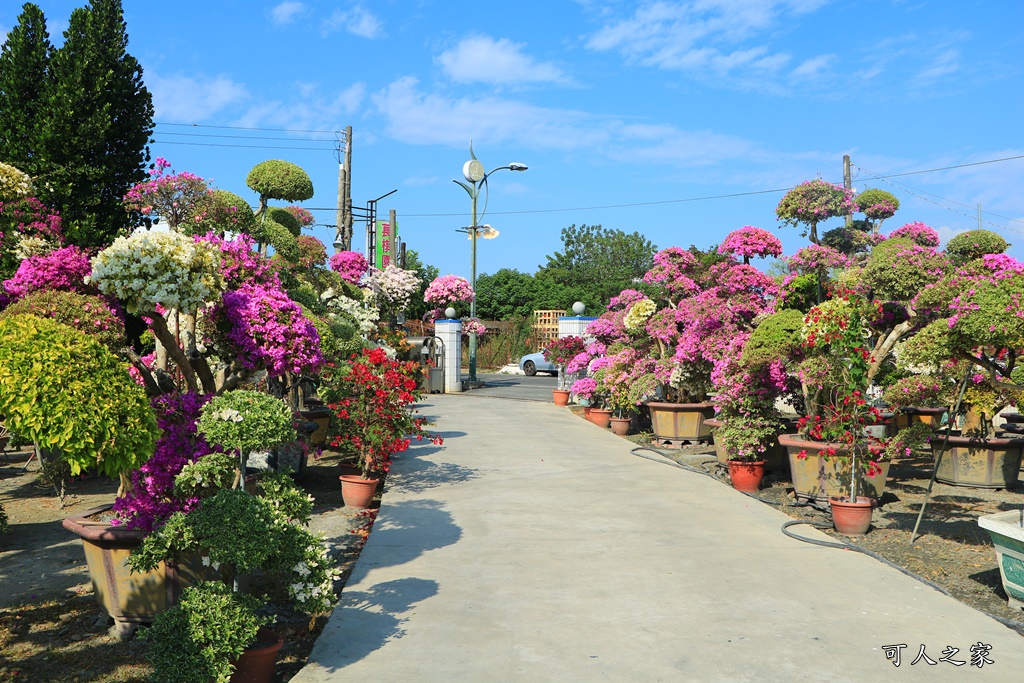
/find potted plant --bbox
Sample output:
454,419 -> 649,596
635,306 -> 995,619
569,376 -> 613,428
543,335 -> 586,402
977,507 -> 1024,611
323,347 -> 441,507
881,376 -> 949,430
130,471 -> 339,683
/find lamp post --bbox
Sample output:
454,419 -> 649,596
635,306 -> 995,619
453,144 -> 527,382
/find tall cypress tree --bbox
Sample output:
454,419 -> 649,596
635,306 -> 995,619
0,3 -> 52,177
41,0 -> 154,247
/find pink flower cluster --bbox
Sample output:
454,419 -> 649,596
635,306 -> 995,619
197,233 -> 279,288
862,201 -> 898,221
607,288 -> 648,311
296,235 -> 327,270
718,226 -> 783,260
424,274 -> 474,305
217,282 -> 323,376
642,247 -> 698,296
0,197 -> 63,243
329,250 -> 369,284
786,244 -> 851,274
776,179 -> 857,222
462,317 -> 487,336
3,245 -> 92,299
123,157 -> 210,229
889,221 -> 940,247
285,205 -> 315,226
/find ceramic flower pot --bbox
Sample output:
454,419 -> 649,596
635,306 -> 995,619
339,474 -> 380,508
931,435 -> 1024,488
588,408 -> 612,429
829,496 -> 874,536
777,434 -> 889,506
609,416 -> 631,436
707,417 -> 794,473
894,406 -> 947,431
62,505 -> 225,637
977,510 -> 1024,611
228,628 -> 284,683
552,389 -> 570,406
646,402 -> 716,443
727,460 -> 766,493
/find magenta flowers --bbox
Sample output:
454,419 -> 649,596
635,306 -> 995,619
424,274 -> 474,306
3,245 -> 92,299
329,250 -> 369,284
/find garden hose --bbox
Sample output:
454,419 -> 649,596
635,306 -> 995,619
630,445 -> 1024,636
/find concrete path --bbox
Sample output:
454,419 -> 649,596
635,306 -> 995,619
293,396 -> 1024,682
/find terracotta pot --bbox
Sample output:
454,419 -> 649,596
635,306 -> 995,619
829,496 -> 875,536
1000,412 -> 1024,424
552,389 -> 570,406
609,417 -> 631,436
777,434 -> 890,506
727,460 -> 766,493
339,474 -> 380,508
583,406 -> 593,419
931,434 -> 1024,488
62,505 -> 224,637
229,628 -> 284,683
645,402 -> 716,443
588,408 -> 612,429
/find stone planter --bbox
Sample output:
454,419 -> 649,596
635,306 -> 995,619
298,407 -> 331,445
646,402 -> 716,444
62,505 -> 224,637
977,510 -> 1024,611
777,434 -> 890,506
894,406 -> 947,431
931,435 -> 1024,488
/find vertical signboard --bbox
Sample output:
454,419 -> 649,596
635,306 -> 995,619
375,218 -> 398,269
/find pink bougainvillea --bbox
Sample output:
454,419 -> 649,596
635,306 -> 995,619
123,157 -> 210,230
285,205 -> 315,227
718,226 -> 783,261
641,247 -> 699,296
889,221 -> 940,247
786,244 -> 852,274
424,274 -> 474,306
329,250 -> 369,284
215,282 -> 323,376
196,233 -> 279,289
3,245 -> 92,299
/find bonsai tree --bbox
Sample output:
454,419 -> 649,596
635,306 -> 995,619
716,225 -> 783,265
246,160 -> 313,258
945,229 -> 1009,266
854,188 -> 900,233
775,178 -> 857,245
0,289 -> 126,351
543,335 -> 586,390
0,314 -> 158,492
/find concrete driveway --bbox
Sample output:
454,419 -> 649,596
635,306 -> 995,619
464,373 -> 558,402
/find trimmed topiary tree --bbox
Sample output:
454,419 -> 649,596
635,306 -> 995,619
854,188 -> 899,232
189,189 -> 257,237
0,314 -> 158,482
246,160 -> 313,216
776,178 -> 857,245
0,290 -> 126,351
945,229 -> 1008,265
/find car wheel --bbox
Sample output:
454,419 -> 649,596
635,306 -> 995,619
523,361 -> 537,376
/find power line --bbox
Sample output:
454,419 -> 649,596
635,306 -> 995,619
158,130 -> 336,143
155,121 -> 344,135
154,139 -> 333,151
866,154 -> 1024,180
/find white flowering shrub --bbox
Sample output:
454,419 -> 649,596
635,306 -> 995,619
324,287 -> 380,335
90,230 -> 224,313
365,264 -> 421,314
0,162 -> 32,202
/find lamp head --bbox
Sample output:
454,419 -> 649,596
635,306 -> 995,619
572,301 -> 586,315
508,162 -> 528,172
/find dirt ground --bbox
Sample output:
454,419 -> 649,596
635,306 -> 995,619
0,446 -> 371,683
3,423 -> 1024,682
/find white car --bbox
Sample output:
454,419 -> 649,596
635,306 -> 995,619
518,351 -> 557,376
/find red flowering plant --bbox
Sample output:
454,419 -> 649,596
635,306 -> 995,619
322,347 -> 441,478
543,335 -> 586,389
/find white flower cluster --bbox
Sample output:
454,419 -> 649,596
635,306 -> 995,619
365,264 -> 421,312
212,408 -> 243,423
14,235 -> 51,260
623,298 -> 656,332
288,536 -> 341,614
90,230 -> 225,314
0,162 -> 32,202
325,288 -> 380,335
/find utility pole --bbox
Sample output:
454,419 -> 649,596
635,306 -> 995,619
333,126 -> 354,252
843,154 -> 853,226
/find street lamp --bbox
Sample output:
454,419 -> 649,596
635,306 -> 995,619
453,143 -> 527,383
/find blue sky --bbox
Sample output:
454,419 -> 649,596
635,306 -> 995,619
4,1 -> 1024,284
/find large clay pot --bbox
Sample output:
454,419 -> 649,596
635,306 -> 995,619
931,435 -> 1024,488
646,402 -> 716,443
552,389 -> 570,407
62,505 -> 224,637
609,417 -> 631,436
829,496 -> 874,536
588,408 -> 612,429
298,407 -> 331,445
727,460 -> 765,493
777,434 -> 890,506
339,475 -> 380,508
229,628 -> 284,683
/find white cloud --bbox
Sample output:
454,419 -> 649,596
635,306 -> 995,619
792,54 -> 834,78
271,1 -> 306,25
323,6 -> 383,39
914,48 -> 960,84
370,76 -> 766,169
148,72 -> 250,121
438,36 -> 567,85
235,82 -> 366,132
